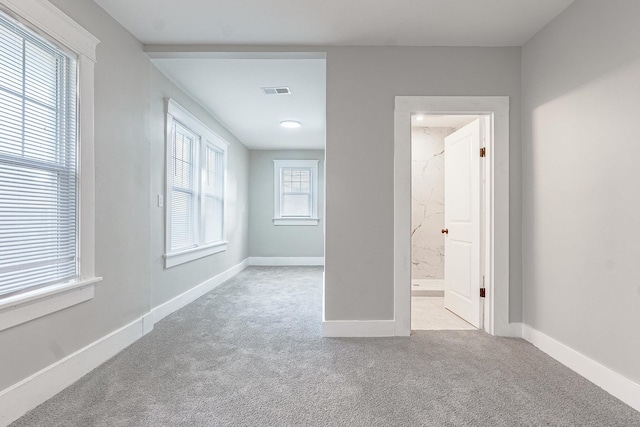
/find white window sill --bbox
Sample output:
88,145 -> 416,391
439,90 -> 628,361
0,276 -> 103,332
164,241 -> 228,268
273,218 -> 320,226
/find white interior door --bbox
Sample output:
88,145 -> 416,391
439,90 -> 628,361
443,119 -> 482,328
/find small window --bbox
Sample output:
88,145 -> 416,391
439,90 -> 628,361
273,160 -> 319,226
164,99 -> 227,268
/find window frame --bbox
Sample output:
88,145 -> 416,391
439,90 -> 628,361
164,98 -> 228,268
273,159 -> 319,226
0,0 -> 100,332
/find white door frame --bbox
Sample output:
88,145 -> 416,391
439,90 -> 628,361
394,96 -> 510,336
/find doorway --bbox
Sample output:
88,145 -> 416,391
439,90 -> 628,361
393,96 -> 511,337
410,115 -> 486,331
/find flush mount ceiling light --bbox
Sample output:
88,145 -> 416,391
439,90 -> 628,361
280,120 -> 301,128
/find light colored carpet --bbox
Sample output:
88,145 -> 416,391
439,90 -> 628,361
12,267 -> 640,426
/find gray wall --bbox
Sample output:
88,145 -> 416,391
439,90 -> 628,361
522,0 -> 640,383
323,47 -> 522,321
249,150 -> 324,257
0,0 -> 249,391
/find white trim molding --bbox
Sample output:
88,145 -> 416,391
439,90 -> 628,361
273,218 -> 320,226
322,320 -> 396,337
522,324 -> 640,412
0,277 -> 102,332
0,258 -> 251,425
248,257 -> 325,266
0,0 -> 99,61
163,241 -> 228,269
394,96 -> 510,337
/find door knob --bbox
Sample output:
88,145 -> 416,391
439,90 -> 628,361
441,228 -> 448,234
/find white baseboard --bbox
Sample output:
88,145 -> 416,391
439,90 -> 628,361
322,320 -> 396,337
411,279 -> 444,291
521,324 -> 640,412
248,256 -> 324,266
151,258 -> 250,324
0,258 -> 251,426
0,316 -> 144,426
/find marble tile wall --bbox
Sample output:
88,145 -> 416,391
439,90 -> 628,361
411,127 -> 452,279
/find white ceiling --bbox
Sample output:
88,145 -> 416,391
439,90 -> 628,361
94,0 -> 575,150
94,0 -> 574,47
152,56 -> 326,150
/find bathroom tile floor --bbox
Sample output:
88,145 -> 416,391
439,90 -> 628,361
411,296 -> 476,330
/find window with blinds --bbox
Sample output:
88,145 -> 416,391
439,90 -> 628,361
164,99 -> 227,267
281,168 -> 312,217
273,160 -> 319,226
170,122 -> 197,251
0,12 -> 78,297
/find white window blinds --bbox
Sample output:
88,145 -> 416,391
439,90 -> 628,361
0,12 -> 78,297
169,125 -> 227,251
281,168 -> 312,217
170,122 -> 198,251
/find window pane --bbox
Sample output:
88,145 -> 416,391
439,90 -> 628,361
170,190 -> 195,250
0,91 -> 23,157
0,23 -> 23,94
203,195 -> 223,243
203,145 -> 224,244
282,168 -> 310,193
172,125 -> 195,190
25,41 -> 58,107
282,194 -> 311,217
298,170 -> 310,192
204,145 -> 223,193
24,100 -> 58,162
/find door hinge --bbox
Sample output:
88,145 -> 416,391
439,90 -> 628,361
480,288 -> 486,298
480,147 -> 486,158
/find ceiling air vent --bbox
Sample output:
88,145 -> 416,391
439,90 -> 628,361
261,86 -> 291,95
